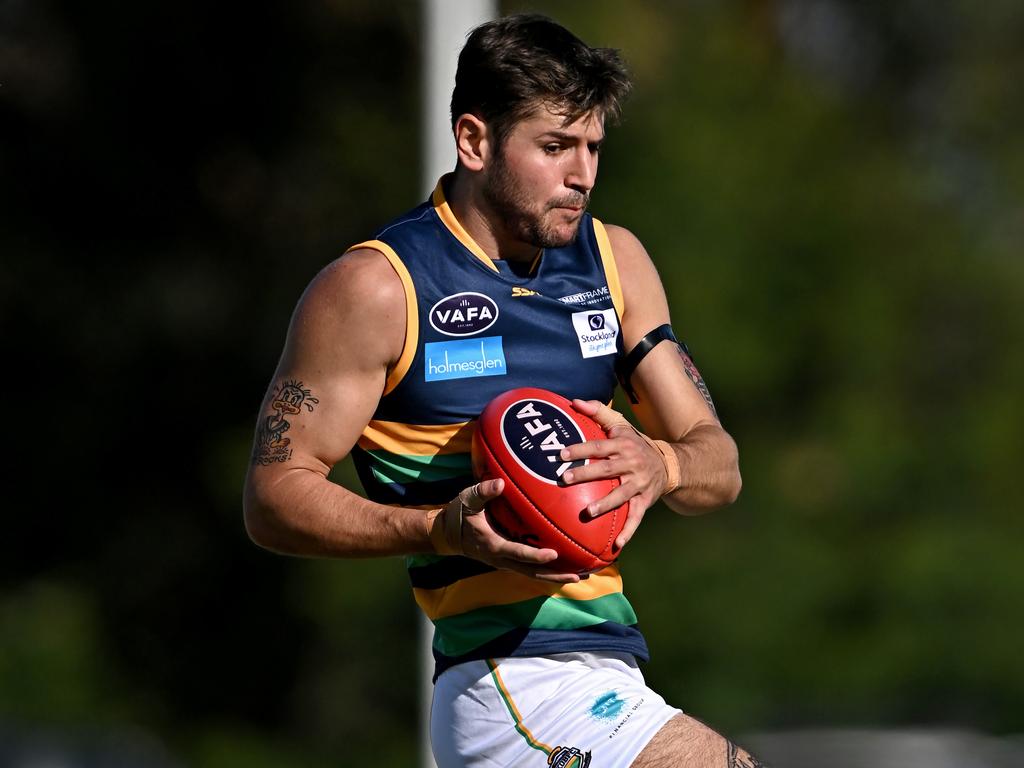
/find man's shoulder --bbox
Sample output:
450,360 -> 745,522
594,222 -> 657,280
285,247 -> 407,370
599,222 -> 645,256
595,222 -> 669,334
306,247 -> 406,317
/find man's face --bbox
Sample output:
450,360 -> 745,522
481,106 -> 604,250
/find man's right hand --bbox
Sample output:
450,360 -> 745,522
454,479 -> 584,584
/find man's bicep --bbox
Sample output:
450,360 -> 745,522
627,343 -> 720,441
252,362 -> 385,474
607,224 -> 719,440
251,250 -> 405,473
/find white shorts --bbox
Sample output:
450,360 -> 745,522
431,652 -> 681,768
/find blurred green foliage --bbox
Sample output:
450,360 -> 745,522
1,0 -> 1021,765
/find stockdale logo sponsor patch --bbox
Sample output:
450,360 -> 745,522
571,309 -> 619,358
500,399 -> 588,485
424,336 -> 507,382
429,292 -> 499,336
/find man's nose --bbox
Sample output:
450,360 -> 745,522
565,148 -> 597,194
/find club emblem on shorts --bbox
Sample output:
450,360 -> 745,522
548,745 -> 592,768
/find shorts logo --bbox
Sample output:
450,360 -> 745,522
571,308 -> 619,358
589,690 -> 625,721
424,336 -> 507,381
548,746 -> 592,768
429,291 -> 499,336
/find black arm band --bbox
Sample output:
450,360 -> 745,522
615,323 -> 685,404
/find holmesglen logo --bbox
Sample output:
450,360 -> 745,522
424,336 -> 507,382
429,292 -> 499,336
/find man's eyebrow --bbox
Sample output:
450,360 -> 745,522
538,130 -> 606,143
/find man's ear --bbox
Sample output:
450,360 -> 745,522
454,113 -> 491,171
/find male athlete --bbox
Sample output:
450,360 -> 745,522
244,14 -> 766,768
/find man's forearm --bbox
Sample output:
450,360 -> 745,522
661,424 -> 741,515
243,465 -> 433,558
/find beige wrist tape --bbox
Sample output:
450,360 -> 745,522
591,402 -> 682,497
425,497 -> 469,556
647,438 -> 681,495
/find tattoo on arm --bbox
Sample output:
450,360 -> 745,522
252,380 -> 320,465
727,741 -> 768,768
677,346 -> 719,421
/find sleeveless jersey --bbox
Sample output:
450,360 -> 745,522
348,178 -> 650,678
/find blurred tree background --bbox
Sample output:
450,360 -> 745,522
2,0 -> 1021,765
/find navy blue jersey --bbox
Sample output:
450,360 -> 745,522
348,178 -> 648,677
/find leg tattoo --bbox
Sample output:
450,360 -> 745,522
727,741 -> 768,768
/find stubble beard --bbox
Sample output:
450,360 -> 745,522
482,149 -> 589,250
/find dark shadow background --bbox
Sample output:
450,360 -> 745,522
3,1 -> 1022,765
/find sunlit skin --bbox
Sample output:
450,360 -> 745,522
448,107 -> 605,263
245,101 -> 739,587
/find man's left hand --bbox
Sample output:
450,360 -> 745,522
558,399 -> 670,550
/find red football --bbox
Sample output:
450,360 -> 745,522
471,387 -> 627,573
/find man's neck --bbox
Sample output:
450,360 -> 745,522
444,172 -> 539,264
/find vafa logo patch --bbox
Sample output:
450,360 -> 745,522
429,292 -> 499,336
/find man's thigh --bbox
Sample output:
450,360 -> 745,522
631,714 -> 768,768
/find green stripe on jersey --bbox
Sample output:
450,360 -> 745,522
431,592 -> 638,658
366,450 -> 471,485
406,553 -> 445,568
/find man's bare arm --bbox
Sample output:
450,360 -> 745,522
243,248 -> 433,557
607,224 -> 741,515
242,248 -> 579,580
559,225 -> 741,546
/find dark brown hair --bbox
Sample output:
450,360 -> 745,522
451,14 -> 632,147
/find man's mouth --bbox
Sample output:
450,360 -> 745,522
551,195 -> 588,212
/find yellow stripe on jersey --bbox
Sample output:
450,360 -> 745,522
527,248 -> 543,275
346,239 -> 419,395
432,181 -> 500,272
592,218 -> 624,319
357,419 -> 475,456
413,565 -> 623,621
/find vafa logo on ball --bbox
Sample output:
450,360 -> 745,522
429,292 -> 499,336
499,398 -> 588,485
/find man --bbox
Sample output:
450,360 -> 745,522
244,14 -> 765,768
